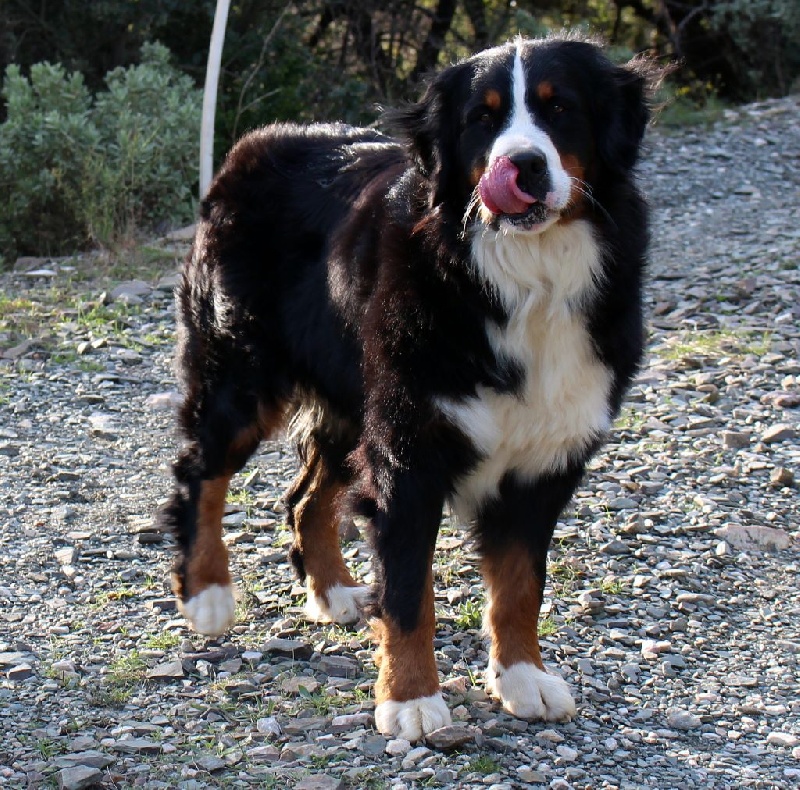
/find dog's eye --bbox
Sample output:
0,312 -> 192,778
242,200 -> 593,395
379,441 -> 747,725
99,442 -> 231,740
551,101 -> 565,114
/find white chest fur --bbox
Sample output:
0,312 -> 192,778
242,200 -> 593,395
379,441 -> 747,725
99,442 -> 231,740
439,220 -> 611,517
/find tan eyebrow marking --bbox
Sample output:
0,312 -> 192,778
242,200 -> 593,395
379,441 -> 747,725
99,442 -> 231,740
484,89 -> 502,110
536,81 -> 554,101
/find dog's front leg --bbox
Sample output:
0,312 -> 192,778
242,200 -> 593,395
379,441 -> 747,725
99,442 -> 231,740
369,477 -> 451,741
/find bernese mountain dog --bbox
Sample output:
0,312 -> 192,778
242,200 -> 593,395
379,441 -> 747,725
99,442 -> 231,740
162,37 -> 650,741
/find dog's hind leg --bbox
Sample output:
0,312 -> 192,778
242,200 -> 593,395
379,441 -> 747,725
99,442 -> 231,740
164,395 -> 281,638
286,446 -> 368,624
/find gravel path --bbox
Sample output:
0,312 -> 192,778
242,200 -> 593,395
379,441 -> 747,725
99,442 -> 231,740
1,96 -> 799,789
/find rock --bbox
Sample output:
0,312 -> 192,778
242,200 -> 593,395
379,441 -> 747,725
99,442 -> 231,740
294,776 -> 345,790
385,738 -> 411,756
6,663 -> 33,680
761,423 -> 796,443
722,431 -> 751,449
146,660 -> 184,680
641,639 -> 672,659
54,751 -> 114,770
87,413 -> 117,438
770,467 -> 794,487
600,539 -> 629,555
280,676 -> 320,695
766,732 -> 799,748
331,712 -> 373,731
144,390 -> 183,411
318,654 -> 360,678
424,724 -> 476,750
401,745 -> 432,768
197,755 -> 226,772
111,738 -> 161,754
57,765 -> 103,790
256,717 -> 282,738
714,524 -> 793,552
263,638 -> 314,660
667,708 -> 702,730
556,745 -> 579,761
109,280 -> 151,304
247,745 -> 280,761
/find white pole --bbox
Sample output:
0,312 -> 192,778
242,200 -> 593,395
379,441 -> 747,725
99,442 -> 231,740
200,0 -> 231,199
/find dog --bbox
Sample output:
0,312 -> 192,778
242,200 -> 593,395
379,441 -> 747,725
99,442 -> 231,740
162,36 -> 650,741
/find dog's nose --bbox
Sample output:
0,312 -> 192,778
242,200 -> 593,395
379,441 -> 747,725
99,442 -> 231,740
509,150 -> 548,193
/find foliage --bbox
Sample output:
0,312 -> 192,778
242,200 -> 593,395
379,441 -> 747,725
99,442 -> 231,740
0,43 -> 200,263
710,0 -> 800,97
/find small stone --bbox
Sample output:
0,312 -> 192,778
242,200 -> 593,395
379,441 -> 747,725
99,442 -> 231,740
147,660 -> 184,680
556,745 -> 579,761
109,280 -> 151,303
197,755 -> 226,773
247,745 -> 280,761
401,745 -> 432,768
111,738 -> 161,754
280,676 -> 320,695
722,431 -> 750,449
360,735 -> 387,756
88,413 -> 117,438
766,732 -> 799,748
263,638 -> 314,660
600,539 -> 629,555
242,650 -> 263,666
54,751 -> 114,770
385,738 -> 411,756
58,765 -> 103,790
641,639 -> 671,659
714,524 -> 793,552
517,767 -> 547,784
424,724 -> 475,750
666,708 -> 702,731
7,663 -> 33,680
318,654 -> 359,678
256,717 -> 282,738
537,728 -> 565,743
294,776 -> 345,790
331,712 -> 372,731
770,467 -> 794,487
145,391 -> 182,410
761,423 -> 796,444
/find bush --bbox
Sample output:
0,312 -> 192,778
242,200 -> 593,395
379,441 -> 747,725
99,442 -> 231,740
710,0 -> 800,97
0,42 -> 200,265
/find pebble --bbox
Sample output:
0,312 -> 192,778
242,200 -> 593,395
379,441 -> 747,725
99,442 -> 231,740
666,708 -> 702,731
57,765 -> 103,790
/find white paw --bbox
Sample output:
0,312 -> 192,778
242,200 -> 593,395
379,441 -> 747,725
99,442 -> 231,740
374,692 -> 451,741
305,583 -> 369,624
180,584 -> 236,637
486,660 -> 576,722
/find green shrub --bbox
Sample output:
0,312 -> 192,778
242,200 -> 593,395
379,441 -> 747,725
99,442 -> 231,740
0,42 -> 200,265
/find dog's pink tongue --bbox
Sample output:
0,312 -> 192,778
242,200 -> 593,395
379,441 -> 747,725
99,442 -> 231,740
478,156 -> 538,215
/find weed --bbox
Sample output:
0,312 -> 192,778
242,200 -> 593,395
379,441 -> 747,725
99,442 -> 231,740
454,598 -> 484,631
143,631 -> 181,651
538,615 -> 558,637
467,754 -> 502,775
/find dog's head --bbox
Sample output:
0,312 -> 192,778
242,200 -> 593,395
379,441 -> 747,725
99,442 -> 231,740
393,38 -> 650,234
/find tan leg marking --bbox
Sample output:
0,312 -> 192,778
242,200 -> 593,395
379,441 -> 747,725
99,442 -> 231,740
292,452 -> 363,620
373,570 -> 450,739
482,546 -> 576,721
482,548 -> 544,669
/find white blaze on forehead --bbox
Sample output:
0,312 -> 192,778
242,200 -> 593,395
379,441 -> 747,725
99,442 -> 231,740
485,45 -> 571,210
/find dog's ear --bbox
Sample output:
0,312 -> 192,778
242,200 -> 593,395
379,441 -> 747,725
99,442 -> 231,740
598,59 -> 652,173
386,63 -> 467,181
